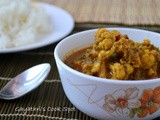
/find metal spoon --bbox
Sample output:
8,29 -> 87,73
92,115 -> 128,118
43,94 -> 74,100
0,63 -> 51,100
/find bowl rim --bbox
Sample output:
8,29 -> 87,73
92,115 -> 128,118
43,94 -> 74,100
54,27 -> 160,85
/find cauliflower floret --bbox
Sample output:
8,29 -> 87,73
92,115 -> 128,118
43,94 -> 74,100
94,28 -> 115,50
91,62 -> 100,73
98,38 -> 114,50
98,50 -> 107,60
148,68 -> 157,77
110,63 -> 126,80
141,49 -> 156,69
111,30 -> 120,37
125,64 -> 134,75
143,39 -> 150,46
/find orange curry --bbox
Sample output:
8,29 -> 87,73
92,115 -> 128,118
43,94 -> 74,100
64,28 -> 160,80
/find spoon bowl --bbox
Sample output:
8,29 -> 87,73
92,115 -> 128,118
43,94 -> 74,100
0,63 -> 51,100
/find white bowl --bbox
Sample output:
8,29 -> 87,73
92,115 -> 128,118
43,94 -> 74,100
54,28 -> 160,120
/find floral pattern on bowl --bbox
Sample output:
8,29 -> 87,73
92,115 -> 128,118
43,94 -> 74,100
103,86 -> 160,118
68,78 -> 160,119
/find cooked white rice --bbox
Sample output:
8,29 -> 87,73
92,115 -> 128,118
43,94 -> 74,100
0,0 -> 51,49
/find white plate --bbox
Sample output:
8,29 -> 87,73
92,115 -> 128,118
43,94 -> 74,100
0,2 -> 74,53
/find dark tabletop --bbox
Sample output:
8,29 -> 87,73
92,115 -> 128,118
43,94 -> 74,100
0,23 -> 160,120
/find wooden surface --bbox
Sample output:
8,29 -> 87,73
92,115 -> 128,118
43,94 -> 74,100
40,0 -> 160,25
